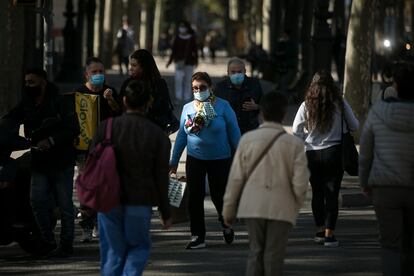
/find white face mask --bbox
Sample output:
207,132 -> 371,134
194,90 -> 210,101
179,26 -> 187,34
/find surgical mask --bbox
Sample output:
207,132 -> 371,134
25,85 -> 42,98
194,90 -> 210,101
179,27 -> 187,34
230,73 -> 245,86
90,74 -> 105,86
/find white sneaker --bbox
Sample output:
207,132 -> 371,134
92,226 -> 99,238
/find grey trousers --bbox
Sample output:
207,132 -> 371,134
373,187 -> 414,276
245,219 -> 292,276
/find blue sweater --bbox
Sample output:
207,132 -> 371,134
170,98 -> 241,165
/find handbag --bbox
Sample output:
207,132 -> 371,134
155,97 -> 179,135
75,118 -> 121,212
341,107 -> 359,176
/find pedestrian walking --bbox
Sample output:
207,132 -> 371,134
76,57 -> 121,242
166,20 -> 198,104
223,92 -> 309,276
119,49 -> 175,133
115,29 -> 134,75
95,80 -> 172,275
292,71 -> 359,247
170,72 -> 241,249
215,57 -> 263,134
3,68 -> 80,257
359,62 -> 414,276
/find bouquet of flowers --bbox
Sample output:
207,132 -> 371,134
185,113 -> 205,134
185,97 -> 217,135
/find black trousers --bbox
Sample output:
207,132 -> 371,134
185,155 -> 232,238
306,145 -> 344,230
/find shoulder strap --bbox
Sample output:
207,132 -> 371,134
341,101 -> 350,133
246,130 -> 285,179
105,118 -> 113,141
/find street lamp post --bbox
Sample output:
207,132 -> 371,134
56,0 -> 82,82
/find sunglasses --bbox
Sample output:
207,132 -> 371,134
192,85 -> 208,92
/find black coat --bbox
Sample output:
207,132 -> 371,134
76,84 -> 122,121
119,77 -> 173,130
4,83 -> 80,172
215,76 -> 263,134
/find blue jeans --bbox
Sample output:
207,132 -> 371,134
30,167 -> 75,246
98,205 -> 152,276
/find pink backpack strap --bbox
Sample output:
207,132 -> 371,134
105,117 -> 113,141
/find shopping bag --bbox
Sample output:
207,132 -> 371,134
168,175 -> 189,224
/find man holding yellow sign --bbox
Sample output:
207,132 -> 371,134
75,57 -> 121,242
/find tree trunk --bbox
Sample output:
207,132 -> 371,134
76,0 -> 86,69
312,0 -> 333,74
285,0 -> 300,43
253,0 -> 263,44
93,0 -> 105,57
333,0 -> 346,83
343,0 -> 376,136
301,0 -> 313,75
127,0 -> 141,49
86,0 -> 96,58
152,0 -> 164,54
0,3 -> 25,116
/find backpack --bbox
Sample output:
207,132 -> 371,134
75,118 -> 120,212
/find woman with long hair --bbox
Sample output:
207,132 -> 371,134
119,49 -> 175,133
292,71 -> 358,247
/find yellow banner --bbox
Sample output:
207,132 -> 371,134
74,92 -> 100,151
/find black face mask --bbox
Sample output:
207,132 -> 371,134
25,85 -> 42,98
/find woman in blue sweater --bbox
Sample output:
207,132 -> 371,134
170,72 -> 241,249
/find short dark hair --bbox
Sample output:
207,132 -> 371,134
25,68 -> 47,80
85,57 -> 104,69
259,92 -> 288,123
124,80 -> 151,109
191,72 -> 212,86
393,62 -> 414,100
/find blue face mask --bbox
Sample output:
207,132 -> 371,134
90,74 -> 105,86
230,73 -> 245,86
194,90 -> 210,101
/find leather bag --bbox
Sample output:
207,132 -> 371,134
341,108 -> 359,176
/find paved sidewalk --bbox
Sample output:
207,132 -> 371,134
0,198 -> 381,275
1,56 -> 379,275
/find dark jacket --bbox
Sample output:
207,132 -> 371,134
120,77 -> 173,130
4,83 -> 80,172
92,113 -> 171,219
76,84 -> 121,121
168,34 -> 198,66
215,76 -> 263,134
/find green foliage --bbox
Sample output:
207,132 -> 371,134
197,0 -> 225,17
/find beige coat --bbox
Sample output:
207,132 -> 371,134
223,122 -> 309,226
